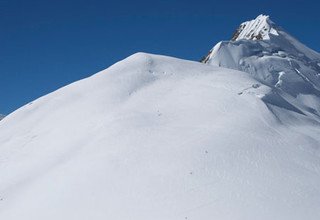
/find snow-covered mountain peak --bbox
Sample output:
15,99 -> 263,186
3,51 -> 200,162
1,16 -> 320,220
202,15 -> 320,119
231,14 -> 278,41
1,52 -> 320,220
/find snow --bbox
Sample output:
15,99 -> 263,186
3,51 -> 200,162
1,52 -> 320,220
203,15 -> 320,120
231,15 -> 279,41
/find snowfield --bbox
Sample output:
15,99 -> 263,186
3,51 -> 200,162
0,53 -> 320,220
1,14 -> 320,220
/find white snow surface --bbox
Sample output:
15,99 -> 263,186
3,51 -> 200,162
1,52 -> 320,220
204,15 -> 320,119
232,15 -> 279,41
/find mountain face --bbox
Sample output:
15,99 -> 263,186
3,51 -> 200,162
231,14 -> 281,41
202,15 -> 320,120
1,16 -> 320,220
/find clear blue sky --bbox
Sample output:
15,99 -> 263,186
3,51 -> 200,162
1,0 -> 320,114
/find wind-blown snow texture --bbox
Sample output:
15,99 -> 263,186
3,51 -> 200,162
1,16 -> 320,220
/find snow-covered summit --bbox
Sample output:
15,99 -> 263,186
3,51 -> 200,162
1,52 -> 320,219
231,14 -> 278,41
1,16 -> 320,220
202,15 -> 320,118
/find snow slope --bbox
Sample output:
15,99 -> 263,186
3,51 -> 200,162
1,53 -> 320,220
202,15 -> 320,121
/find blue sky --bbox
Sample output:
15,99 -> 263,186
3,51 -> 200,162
1,0 -> 320,114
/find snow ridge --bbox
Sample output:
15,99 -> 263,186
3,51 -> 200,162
231,14 -> 278,41
202,15 -> 320,120
1,16 -> 320,220
1,53 -> 320,220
